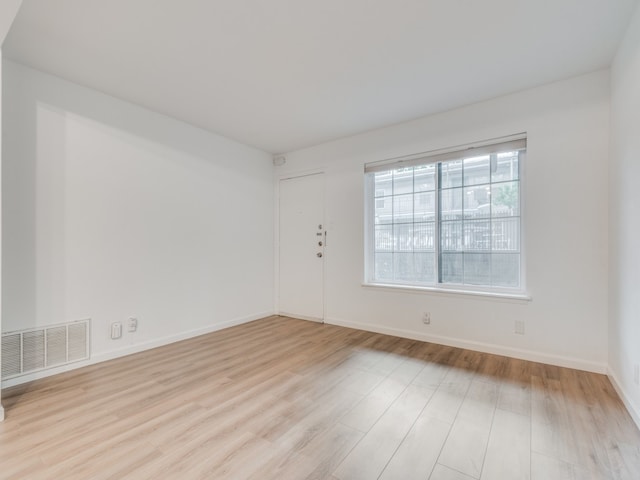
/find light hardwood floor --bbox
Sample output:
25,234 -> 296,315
1,316 -> 639,479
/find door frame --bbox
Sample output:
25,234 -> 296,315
274,168 -> 326,322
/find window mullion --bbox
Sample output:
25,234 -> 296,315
435,163 -> 442,285
461,159 -> 465,285
412,169 -> 416,281
489,153 -> 496,286
391,170 -> 395,281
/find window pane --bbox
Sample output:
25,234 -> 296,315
374,253 -> 393,282
492,151 -> 519,182
463,155 -> 490,186
395,224 -> 413,251
374,171 -> 393,196
414,191 -> 435,221
440,187 -> 463,220
492,218 -> 520,251
441,253 -> 463,284
394,252 -> 413,282
441,221 -> 462,251
393,194 -> 413,223
415,253 -> 436,283
464,220 -> 490,251
393,168 -> 413,195
492,253 -> 520,287
464,253 -> 491,285
374,196 -> 392,224
464,185 -> 491,219
415,164 -> 436,192
414,222 -> 436,251
492,182 -> 519,217
375,224 -> 393,252
440,160 -> 463,188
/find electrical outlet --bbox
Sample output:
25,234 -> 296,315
423,312 -> 431,325
634,364 -> 639,386
515,320 -> 525,335
111,322 -> 122,339
128,317 -> 138,333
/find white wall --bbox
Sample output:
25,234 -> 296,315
609,4 -> 640,426
0,52 -> 4,419
0,0 -> 23,423
278,71 -> 610,372
2,60 -> 274,386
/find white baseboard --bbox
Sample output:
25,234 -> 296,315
0,405 -> 4,421
607,368 -> 640,431
1,311 -> 275,389
325,317 -> 607,374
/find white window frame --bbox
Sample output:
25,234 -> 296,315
364,134 -> 529,300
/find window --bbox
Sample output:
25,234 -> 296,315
365,136 -> 525,293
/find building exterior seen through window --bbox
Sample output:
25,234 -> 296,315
367,146 -> 522,291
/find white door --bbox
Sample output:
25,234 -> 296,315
279,173 -> 325,321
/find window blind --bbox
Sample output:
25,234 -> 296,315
364,134 -> 526,173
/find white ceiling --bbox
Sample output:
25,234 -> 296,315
3,0 -> 638,153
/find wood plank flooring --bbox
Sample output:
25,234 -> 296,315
1,315 -> 639,479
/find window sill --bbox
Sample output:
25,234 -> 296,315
362,282 -> 532,303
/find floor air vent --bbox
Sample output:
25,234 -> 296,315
2,319 -> 91,380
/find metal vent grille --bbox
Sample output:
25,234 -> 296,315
2,319 -> 91,380
68,322 -> 88,362
2,334 -> 21,378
